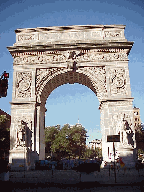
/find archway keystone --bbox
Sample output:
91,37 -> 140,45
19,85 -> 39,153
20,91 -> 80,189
7,24 -> 136,170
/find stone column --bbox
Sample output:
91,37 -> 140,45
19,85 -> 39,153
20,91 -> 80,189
36,103 -> 46,160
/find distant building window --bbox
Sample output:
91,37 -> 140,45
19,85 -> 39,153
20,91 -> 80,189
135,123 -> 137,126
135,118 -> 137,121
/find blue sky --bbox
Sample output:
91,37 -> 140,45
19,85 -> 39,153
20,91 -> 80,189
0,0 -> 144,145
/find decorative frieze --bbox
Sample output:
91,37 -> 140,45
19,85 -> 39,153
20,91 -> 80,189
12,48 -> 126,57
13,49 -> 128,65
16,72 -> 32,98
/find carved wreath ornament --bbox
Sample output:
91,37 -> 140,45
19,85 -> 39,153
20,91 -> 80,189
109,68 -> 127,95
16,72 -> 32,98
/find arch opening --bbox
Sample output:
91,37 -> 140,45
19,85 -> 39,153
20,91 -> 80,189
45,83 -> 101,146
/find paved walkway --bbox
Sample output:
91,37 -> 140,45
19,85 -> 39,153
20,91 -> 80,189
9,168 -> 144,185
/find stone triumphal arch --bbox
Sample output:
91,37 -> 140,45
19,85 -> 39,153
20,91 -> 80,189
7,25 -> 136,170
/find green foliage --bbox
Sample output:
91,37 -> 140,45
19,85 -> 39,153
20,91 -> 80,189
138,148 -> 144,154
0,115 -> 10,158
52,124 -> 72,154
45,124 -> 88,159
135,124 -> 144,150
0,115 -> 8,126
45,126 -> 60,153
0,115 -> 9,141
83,147 -> 102,159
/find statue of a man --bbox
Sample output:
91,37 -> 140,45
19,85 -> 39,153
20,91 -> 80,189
122,119 -> 134,147
15,121 -> 26,147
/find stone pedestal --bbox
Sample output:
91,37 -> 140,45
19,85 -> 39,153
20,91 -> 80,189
9,146 -> 38,171
118,144 -> 136,168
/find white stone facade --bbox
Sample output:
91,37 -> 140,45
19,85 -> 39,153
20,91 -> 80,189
7,25 -> 136,169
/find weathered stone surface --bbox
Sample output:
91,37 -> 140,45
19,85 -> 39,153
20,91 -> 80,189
7,24 -> 135,170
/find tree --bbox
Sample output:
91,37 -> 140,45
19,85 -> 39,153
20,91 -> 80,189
49,124 -> 88,159
45,125 -> 60,154
68,125 -> 87,159
0,115 -> 10,158
51,124 -> 71,159
83,147 -> 102,159
135,124 -> 144,150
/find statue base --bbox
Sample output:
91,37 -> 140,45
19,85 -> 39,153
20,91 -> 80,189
101,144 -> 136,168
9,146 -> 39,171
118,144 -> 136,168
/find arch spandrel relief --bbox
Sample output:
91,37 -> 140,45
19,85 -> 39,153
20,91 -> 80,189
36,66 -> 108,104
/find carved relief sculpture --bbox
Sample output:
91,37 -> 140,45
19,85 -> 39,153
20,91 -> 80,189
36,66 -> 108,103
109,68 -> 127,95
14,117 -> 32,149
110,112 -> 134,148
13,49 -> 128,65
16,72 -> 32,98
